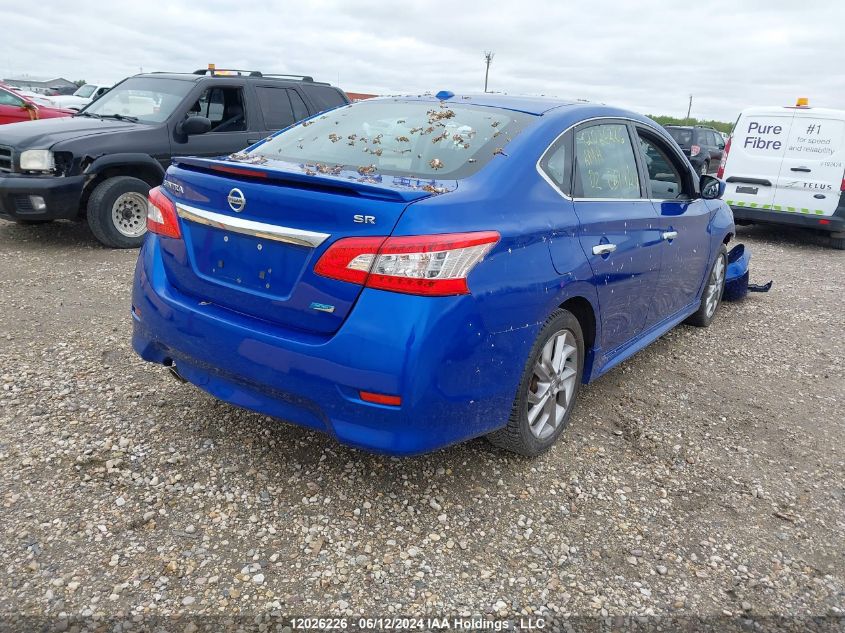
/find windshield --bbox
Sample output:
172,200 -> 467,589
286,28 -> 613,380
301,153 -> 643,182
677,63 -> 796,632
81,77 -> 194,123
666,127 -> 693,146
249,100 -> 534,179
74,84 -> 97,98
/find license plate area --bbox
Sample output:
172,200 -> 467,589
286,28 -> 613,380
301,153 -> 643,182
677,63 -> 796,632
186,223 -> 309,299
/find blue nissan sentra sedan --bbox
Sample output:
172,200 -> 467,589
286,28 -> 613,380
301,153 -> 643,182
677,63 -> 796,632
132,92 -> 734,456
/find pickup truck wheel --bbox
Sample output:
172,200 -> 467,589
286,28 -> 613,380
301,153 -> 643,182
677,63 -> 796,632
86,176 -> 150,248
686,245 -> 727,327
487,309 -> 584,457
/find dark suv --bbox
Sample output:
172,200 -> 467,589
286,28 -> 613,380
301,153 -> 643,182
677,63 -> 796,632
0,68 -> 348,247
664,125 -> 725,176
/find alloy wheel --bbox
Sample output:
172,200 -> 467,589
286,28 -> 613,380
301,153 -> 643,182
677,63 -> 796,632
526,329 -> 578,440
704,255 -> 725,318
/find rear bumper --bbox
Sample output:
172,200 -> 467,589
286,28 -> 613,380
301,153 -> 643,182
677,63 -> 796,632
131,235 -> 531,455
0,174 -> 84,221
730,202 -> 845,235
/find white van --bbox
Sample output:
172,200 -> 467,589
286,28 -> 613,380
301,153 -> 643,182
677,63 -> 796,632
719,102 -> 845,249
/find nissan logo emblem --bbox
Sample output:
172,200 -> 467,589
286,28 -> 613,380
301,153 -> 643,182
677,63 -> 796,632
227,188 -> 246,212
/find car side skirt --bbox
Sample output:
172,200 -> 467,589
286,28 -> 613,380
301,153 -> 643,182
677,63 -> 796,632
588,299 -> 699,382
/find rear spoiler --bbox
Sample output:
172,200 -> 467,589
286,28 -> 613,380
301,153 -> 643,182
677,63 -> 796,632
173,156 -> 443,203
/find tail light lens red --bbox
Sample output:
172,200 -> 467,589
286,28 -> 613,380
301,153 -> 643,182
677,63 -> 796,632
146,186 -> 181,239
314,231 -> 500,296
717,137 -> 732,179
690,144 -> 701,157
359,391 -> 402,406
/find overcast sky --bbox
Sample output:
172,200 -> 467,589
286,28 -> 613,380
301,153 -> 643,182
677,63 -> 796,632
2,0 -> 843,121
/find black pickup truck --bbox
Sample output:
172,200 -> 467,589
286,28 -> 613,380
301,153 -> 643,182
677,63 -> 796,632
0,68 -> 349,247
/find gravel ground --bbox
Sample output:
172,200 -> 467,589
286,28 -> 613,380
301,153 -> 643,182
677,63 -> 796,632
0,219 -> 842,632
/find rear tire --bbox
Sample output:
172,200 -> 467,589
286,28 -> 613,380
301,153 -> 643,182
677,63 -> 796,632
487,309 -> 584,457
86,176 -> 150,248
686,245 -> 727,327
831,236 -> 845,250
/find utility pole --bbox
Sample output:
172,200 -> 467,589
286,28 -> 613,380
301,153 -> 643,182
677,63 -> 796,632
686,94 -> 693,122
483,51 -> 494,93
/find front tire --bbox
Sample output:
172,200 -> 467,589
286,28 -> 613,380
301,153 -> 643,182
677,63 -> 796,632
487,309 -> 584,457
686,245 -> 727,327
86,176 -> 150,248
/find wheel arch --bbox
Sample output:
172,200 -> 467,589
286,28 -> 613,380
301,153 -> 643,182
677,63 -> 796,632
555,290 -> 601,381
80,154 -> 164,215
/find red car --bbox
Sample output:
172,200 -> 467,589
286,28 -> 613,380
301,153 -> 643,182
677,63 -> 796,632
0,84 -> 74,125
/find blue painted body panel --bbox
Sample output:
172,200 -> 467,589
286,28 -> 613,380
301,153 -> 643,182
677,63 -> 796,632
131,97 -> 736,454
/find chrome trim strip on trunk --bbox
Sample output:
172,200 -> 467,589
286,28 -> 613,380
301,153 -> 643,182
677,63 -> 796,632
175,203 -> 330,248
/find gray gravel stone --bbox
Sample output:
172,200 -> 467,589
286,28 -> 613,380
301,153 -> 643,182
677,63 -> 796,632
0,220 -> 842,622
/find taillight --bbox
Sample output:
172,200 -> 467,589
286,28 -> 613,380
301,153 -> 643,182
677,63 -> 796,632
690,144 -> 701,157
146,186 -> 181,239
359,391 -> 402,406
717,137 -> 732,179
314,231 -> 500,296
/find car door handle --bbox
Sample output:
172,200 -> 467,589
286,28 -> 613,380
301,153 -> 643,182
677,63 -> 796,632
662,231 -> 678,241
247,138 -> 262,144
790,166 -> 811,172
592,243 -> 617,255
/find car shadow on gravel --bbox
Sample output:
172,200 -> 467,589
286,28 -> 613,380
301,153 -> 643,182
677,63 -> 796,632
735,223 -> 835,250
0,219 -> 106,250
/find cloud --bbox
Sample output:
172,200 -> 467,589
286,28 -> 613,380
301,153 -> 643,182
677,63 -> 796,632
2,0 -> 843,120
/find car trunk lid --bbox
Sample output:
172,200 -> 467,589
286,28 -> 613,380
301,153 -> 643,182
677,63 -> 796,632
159,157 -> 451,335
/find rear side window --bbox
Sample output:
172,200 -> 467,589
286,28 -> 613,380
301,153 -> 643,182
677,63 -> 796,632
539,133 -> 572,196
250,100 -> 534,179
288,90 -> 309,121
256,86 -> 296,129
573,123 -> 641,199
302,85 -> 347,113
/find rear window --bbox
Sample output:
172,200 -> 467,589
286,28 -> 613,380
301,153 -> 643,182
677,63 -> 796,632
666,127 -> 693,146
302,85 -> 347,113
250,100 -> 534,179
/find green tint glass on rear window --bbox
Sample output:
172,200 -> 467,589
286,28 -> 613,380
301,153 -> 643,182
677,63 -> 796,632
249,100 -> 534,179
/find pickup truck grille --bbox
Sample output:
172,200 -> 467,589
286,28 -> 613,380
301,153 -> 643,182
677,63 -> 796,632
0,146 -> 12,173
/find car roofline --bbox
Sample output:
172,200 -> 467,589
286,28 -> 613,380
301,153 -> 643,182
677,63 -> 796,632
355,94 -> 581,116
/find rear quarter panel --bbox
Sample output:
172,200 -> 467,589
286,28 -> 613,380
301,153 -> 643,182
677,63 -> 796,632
392,108 -> 604,391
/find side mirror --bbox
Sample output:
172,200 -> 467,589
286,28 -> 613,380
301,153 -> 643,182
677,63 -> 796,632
176,115 -> 211,137
22,101 -> 37,111
717,141 -> 725,150
700,174 -> 725,200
